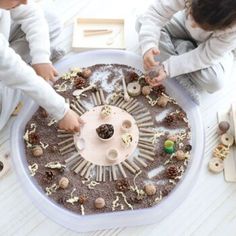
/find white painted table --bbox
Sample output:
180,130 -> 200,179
1,0 -> 236,235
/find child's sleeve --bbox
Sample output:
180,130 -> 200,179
137,0 -> 185,56
10,0 -> 51,65
162,32 -> 236,78
0,34 -> 69,121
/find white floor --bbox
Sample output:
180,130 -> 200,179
1,0 -> 236,235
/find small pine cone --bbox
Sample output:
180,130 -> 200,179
152,85 -> 165,96
42,171 -> 55,184
74,76 -> 87,89
129,71 -> 139,81
28,133 -> 39,145
177,111 -> 185,120
115,179 -> 130,192
166,165 -> 179,179
164,114 -> 177,125
79,195 -> 88,204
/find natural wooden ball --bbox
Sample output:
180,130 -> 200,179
59,177 -> 69,189
94,197 -> 105,209
157,96 -> 169,107
144,184 -> 157,196
142,86 -> 151,96
82,68 -> 92,78
32,145 -> 43,157
175,150 -> 186,161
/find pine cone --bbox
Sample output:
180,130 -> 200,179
28,133 -> 39,145
166,165 -> 179,179
96,124 -> 114,139
152,85 -> 165,96
79,195 -> 88,204
177,111 -> 185,120
74,76 -> 87,89
115,179 -> 130,192
128,71 -> 139,81
164,114 -> 177,126
42,171 -> 55,184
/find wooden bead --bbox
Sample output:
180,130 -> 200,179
157,96 -> 169,107
59,177 -> 69,189
94,197 -> 105,209
142,86 -> 151,96
32,145 -> 43,157
82,68 -> 92,78
167,135 -> 177,142
175,150 -> 186,161
218,121 -> 230,134
144,184 -> 157,196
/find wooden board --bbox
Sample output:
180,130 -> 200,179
72,18 -> 125,50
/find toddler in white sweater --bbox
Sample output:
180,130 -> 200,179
136,0 -> 236,103
0,0 -> 84,132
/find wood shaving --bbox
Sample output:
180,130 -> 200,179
81,204 -> 85,215
87,180 -> 100,189
66,188 -> 79,205
23,123 -> 37,148
151,130 -> 165,144
164,153 -> 175,165
45,183 -> 59,196
47,119 -> 57,126
29,163 -> 38,176
154,191 -> 163,204
115,191 -> 133,210
45,161 -> 66,169
112,196 -> 124,211
40,141 -> 49,149
146,95 -> 158,106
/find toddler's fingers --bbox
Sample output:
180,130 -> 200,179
53,67 -> 59,76
78,117 -> 85,125
152,48 -> 160,55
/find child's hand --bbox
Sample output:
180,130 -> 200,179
58,109 -> 85,133
143,47 -> 160,70
145,65 -> 167,87
32,63 -> 58,83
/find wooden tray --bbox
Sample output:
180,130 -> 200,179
72,18 -> 125,51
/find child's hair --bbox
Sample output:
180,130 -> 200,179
190,0 -> 236,31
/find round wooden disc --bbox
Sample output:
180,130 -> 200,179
74,105 -> 139,166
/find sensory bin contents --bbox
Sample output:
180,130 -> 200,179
24,64 -> 191,215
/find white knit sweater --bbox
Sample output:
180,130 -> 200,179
0,1 -> 68,121
137,0 -> 236,78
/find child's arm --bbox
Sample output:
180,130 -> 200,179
137,0 -> 185,59
0,34 -> 82,132
162,31 -> 236,78
10,0 -> 51,66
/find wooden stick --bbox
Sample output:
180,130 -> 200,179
139,138 -> 153,144
83,29 -> 110,33
84,30 -> 113,36
127,160 -> 140,171
139,133 -> 155,137
85,164 -> 95,179
139,153 -> 154,161
59,142 -> 75,152
60,147 -> 76,156
125,99 -> 136,110
75,101 -> 85,113
99,88 -> 106,105
102,166 -> 106,182
118,163 -> 127,178
138,122 -> 154,128
139,128 -> 154,133
122,161 -> 136,174
92,93 -> 97,105
135,112 -> 150,120
80,162 -> 91,177
58,137 -> 74,146
127,103 -> 140,113
57,129 -> 71,134
57,134 -> 73,138
109,167 -> 112,181
134,156 -> 147,167
121,98 -> 134,109
116,97 -> 124,107
96,91 -> 101,105
113,97 -> 122,106
65,153 -> 80,163
138,143 -> 155,151
96,165 -> 99,182
136,116 -> 152,124
99,165 -> 103,182
71,104 -> 83,115
77,100 -> 87,111
74,160 -> 88,174
112,165 -> 117,181
71,159 -> 83,171
139,149 -> 155,156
